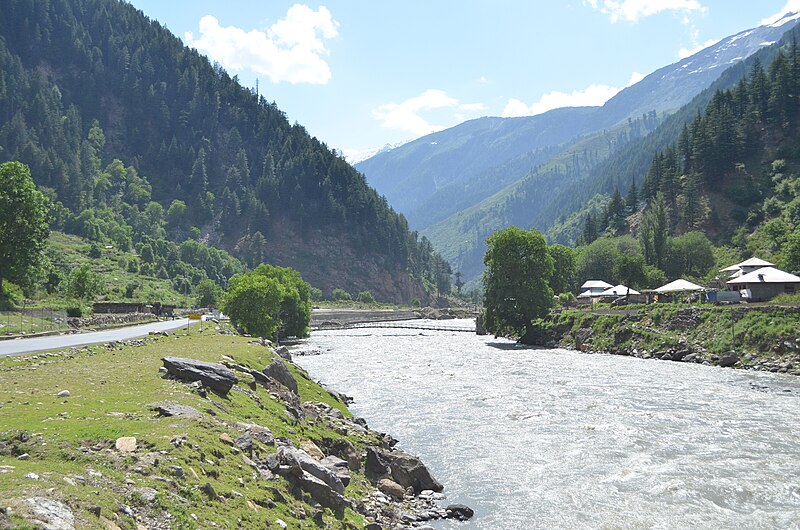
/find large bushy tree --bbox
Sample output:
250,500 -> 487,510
0,162 -> 50,293
483,227 -> 554,344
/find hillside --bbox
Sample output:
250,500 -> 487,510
356,14 -> 800,238
0,0 -> 448,303
424,17 -> 800,282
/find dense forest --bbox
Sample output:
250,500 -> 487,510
571,42 -> 800,286
0,0 -> 451,302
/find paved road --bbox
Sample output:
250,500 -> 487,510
0,318 -> 200,358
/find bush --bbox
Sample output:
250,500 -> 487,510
357,291 -> 376,304
411,297 -> 421,308
65,306 -> 82,317
66,264 -> 103,300
331,288 -> 352,301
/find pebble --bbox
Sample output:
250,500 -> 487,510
17,453 -> 30,460
56,390 -> 71,397
24,472 -> 40,480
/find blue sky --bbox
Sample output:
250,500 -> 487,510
127,0 -> 799,160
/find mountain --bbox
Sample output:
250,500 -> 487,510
354,14 -> 800,284
357,14 -> 800,238
0,0 -> 451,302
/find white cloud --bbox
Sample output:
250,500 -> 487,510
184,5 -> 339,85
502,83 -> 622,118
760,0 -> 800,26
678,38 -> 719,59
586,0 -> 705,23
371,90 -> 485,137
627,71 -> 646,85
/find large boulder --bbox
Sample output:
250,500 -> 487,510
20,498 -> 75,530
263,359 -> 298,395
365,446 -> 443,494
161,357 -> 238,394
271,446 -> 349,510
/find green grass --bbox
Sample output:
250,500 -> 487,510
0,326 -> 379,529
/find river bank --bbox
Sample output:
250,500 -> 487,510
539,304 -> 800,374
0,324 -> 470,529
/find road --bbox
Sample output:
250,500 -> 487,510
0,318 -> 201,358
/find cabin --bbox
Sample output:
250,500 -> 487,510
726,267 -> 800,302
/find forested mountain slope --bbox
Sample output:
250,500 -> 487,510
0,0 -> 449,302
425,17 -> 800,283
356,14 -> 800,236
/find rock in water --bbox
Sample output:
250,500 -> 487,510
21,497 -> 75,530
161,357 -> 238,394
446,504 -> 475,521
262,358 -> 298,394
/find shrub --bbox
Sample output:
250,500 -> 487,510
331,288 -> 352,301
357,291 -> 376,304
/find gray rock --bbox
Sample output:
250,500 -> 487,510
275,346 -> 292,361
446,504 -> 475,521
262,359 -> 298,394
321,455 -> 351,486
719,351 -> 740,368
365,446 -> 443,494
153,403 -> 201,417
22,497 -> 75,530
295,470 -> 350,510
276,446 -> 344,494
56,390 -> 70,397
161,357 -> 238,394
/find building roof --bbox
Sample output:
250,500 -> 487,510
655,279 -> 705,293
720,257 -> 774,272
598,284 -> 641,296
727,267 -> 800,285
580,280 -> 613,289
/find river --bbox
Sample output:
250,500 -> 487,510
293,319 -> 800,529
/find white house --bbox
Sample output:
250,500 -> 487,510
720,257 -> 775,279
598,284 -> 640,297
578,280 -> 613,298
726,266 -> 800,301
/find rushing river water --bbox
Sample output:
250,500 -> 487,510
294,319 -> 800,529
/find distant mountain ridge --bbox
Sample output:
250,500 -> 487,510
358,14 -> 800,233
355,13 -> 800,283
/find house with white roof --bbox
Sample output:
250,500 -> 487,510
719,257 -> 775,278
726,266 -> 800,301
598,284 -> 640,297
578,280 -> 613,298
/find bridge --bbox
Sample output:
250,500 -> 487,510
344,321 -> 476,333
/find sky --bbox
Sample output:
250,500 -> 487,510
126,0 -> 800,161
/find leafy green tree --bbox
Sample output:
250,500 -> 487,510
780,231 -> 800,273
665,231 -> 715,280
332,288 -> 352,301
357,291 -> 376,304
223,273 -> 283,338
576,237 -> 621,285
252,264 -> 311,338
483,227 -> 554,344
613,253 -> 647,291
195,278 -> 223,308
0,162 -> 51,294
640,192 -> 669,269
67,264 -> 104,300
548,244 -> 576,295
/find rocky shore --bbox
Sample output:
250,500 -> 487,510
541,305 -> 800,375
0,326 -> 472,529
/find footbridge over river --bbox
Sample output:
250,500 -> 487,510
310,308 -> 477,333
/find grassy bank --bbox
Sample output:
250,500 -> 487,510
0,326 -> 382,529
543,304 -> 800,373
